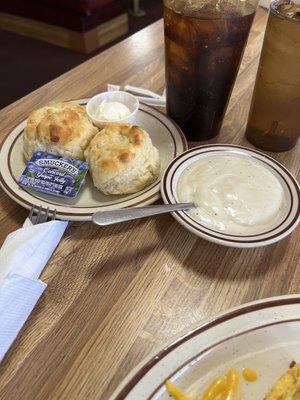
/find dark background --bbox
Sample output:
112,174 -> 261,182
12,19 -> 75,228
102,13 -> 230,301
0,0 -> 163,109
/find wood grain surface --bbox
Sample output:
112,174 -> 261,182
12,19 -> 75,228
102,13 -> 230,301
0,8 -> 299,400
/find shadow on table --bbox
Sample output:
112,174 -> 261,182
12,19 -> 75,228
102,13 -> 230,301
62,218 -> 157,276
153,213 -> 289,282
66,216 -> 149,239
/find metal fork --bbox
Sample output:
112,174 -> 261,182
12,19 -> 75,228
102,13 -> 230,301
28,205 -> 57,225
92,202 -> 195,226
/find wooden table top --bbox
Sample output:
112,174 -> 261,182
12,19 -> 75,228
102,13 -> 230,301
0,7 -> 299,400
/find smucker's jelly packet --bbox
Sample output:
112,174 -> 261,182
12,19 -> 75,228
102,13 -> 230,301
19,151 -> 89,198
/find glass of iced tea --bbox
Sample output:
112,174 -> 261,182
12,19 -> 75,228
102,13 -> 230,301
245,0 -> 300,152
164,0 -> 258,141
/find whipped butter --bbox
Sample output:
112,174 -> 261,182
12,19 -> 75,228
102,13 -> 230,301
177,154 -> 286,235
94,100 -> 131,121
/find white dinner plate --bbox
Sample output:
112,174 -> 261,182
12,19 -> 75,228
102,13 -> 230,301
0,99 -> 187,221
161,144 -> 300,248
109,295 -> 300,400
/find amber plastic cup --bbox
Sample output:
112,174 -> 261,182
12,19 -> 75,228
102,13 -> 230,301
246,0 -> 300,152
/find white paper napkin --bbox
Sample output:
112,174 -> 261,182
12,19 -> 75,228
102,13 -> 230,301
259,0 -> 270,9
107,84 -> 166,107
0,218 -> 68,361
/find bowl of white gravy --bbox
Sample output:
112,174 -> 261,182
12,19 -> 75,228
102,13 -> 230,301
161,145 -> 300,248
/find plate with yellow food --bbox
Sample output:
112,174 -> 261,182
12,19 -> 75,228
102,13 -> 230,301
0,98 -> 187,220
108,295 -> 300,400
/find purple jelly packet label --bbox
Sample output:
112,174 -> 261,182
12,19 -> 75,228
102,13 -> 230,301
19,151 -> 89,198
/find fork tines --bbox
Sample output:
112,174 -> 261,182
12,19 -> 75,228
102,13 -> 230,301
29,205 -> 56,225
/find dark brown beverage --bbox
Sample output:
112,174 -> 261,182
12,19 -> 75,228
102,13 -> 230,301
164,1 -> 256,141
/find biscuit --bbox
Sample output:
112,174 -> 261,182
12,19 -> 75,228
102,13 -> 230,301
23,102 -> 98,160
84,123 -> 160,195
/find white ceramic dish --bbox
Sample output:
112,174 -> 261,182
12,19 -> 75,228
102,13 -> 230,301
0,99 -> 187,221
86,91 -> 139,127
109,295 -> 300,400
161,144 -> 300,248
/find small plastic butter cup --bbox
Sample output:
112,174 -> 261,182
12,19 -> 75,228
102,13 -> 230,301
86,91 -> 139,128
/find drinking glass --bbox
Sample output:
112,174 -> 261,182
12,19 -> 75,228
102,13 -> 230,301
164,0 -> 258,141
245,0 -> 300,152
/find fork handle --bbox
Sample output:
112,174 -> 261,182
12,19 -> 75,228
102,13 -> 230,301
91,203 -> 195,226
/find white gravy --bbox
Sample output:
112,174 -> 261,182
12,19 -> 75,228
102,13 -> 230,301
177,154 -> 286,235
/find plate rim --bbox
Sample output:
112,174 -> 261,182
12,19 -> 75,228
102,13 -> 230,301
109,294 -> 300,400
160,144 -> 300,248
0,100 -> 188,221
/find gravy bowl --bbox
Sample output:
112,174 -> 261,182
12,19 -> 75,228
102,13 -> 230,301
161,144 -> 300,248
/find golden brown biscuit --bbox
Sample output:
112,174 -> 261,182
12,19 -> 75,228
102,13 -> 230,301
84,123 -> 160,195
23,102 -> 98,160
